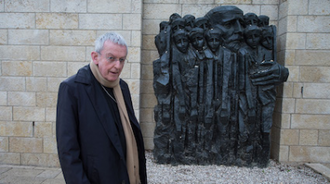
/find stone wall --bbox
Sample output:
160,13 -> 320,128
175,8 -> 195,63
271,0 -> 330,164
0,0 -> 329,167
0,0 -> 142,167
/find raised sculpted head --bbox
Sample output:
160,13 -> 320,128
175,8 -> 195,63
189,27 -> 205,51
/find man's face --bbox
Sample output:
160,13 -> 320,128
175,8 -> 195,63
174,34 -> 189,53
191,33 -> 205,51
212,10 -> 244,51
245,30 -> 261,49
91,40 -> 127,82
207,34 -> 221,52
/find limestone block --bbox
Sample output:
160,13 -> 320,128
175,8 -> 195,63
142,64 -> 154,80
48,78 -> 65,92
0,121 -> 5,135
2,61 -> 32,76
131,63 -> 141,79
143,4 -> 181,19
296,50 -> 330,66
5,121 -> 33,137
278,82 -> 293,97
289,146 -> 330,162
142,50 -> 158,65
46,108 -> 56,122
135,109 -> 140,121
8,92 -> 36,106
261,5 -> 278,21
0,77 -> 25,91
50,30 -> 96,46
292,114 -> 330,129
307,34 -> 330,49
253,0 -> 279,4
13,107 -> 45,121
9,30 -> 48,45
36,13 -> 78,29
182,0 -> 215,4
124,14 -> 142,30
50,0 -> 86,12
79,14 -> 122,30
279,1 -> 288,20
296,99 -> 330,114
0,107 -> 12,121
87,0 -> 131,13
121,63 -> 132,79
140,108 -> 154,123
33,62 -> 67,77
215,0 -> 251,4
304,83 -> 330,99
140,80 -> 153,94
280,129 -> 299,145
287,0 -> 308,15
21,153 -> 60,167
285,33 -> 306,49
127,47 -> 141,63
143,20 -> 160,35
0,153 -> 20,165
142,35 -> 157,50
10,137 -> 43,153
34,122 -> 52,138
131,94 -> 140,110
41,46 -> 85,61
140,122 -> 155,138
0,30 -> 7,44
0,137 -> 8,152
271,126 -> 281,144
131,0 -> 142,14
234,5 -> 260,15
132,31 -> 142,47
26,77 -> 47,92
143,0 -> 178,3
309,0 -> 330,15
293,82 -> 303,98
299,130 -> 318,145
0,13 -> 35,28
0,91 -> 7,105
183,4 -> 224,17
273,112 -> 290,129
300,66 -> 330,82
43,137 -> 57,153
141,94 -> 157,108
278,145 -> 289,162
143,137 -> 154,150
36,92 -> 58,107
319,130 -> 330,146
0,45 -> 40,60
5,0 -> 49,12
0,0 -> 3,12
68,62 -> 88,77
274,97 -> 295,113
278,16 -> 297,35
126,79 -> 140,96
298,16 -> 330,33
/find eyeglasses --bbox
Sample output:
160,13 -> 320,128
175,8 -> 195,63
98,52 -> 127,63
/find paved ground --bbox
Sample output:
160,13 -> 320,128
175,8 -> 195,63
0,162 -> 329,184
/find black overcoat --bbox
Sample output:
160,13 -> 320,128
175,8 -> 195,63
56,65 -> 147,184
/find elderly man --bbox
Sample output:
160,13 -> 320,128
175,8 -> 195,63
56,32 -> 147,184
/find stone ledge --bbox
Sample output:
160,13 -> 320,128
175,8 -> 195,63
305,163 -> 330,181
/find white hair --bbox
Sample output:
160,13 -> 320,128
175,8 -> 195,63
94,32 -> 128,54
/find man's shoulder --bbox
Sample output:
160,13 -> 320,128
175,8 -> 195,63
61,64 -> 91,87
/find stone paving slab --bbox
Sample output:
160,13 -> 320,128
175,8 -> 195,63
0,165 -> 65,184
306,163 -> 330,181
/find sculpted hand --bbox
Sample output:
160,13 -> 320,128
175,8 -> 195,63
250,61 -> 281,86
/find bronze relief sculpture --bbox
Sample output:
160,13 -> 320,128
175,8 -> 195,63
153,6 -> 289,167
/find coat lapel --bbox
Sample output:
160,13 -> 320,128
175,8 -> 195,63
76,66 -> 126,159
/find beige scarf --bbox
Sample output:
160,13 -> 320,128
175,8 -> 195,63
90,61 -> 141,184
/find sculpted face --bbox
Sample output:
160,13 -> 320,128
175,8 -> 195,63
189,28 -> 205,51
244,26 -> 261,49
173,31 -> 189,53
206,6 -> 244,51
206,29 -> 222,52
261,27 -> 273,50
244,13 -> 259,26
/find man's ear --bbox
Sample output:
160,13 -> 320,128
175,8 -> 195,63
91,51 -> 99,65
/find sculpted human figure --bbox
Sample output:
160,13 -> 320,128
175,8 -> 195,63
153,5 -> 289,167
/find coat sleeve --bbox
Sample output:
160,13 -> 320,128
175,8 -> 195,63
56,82 -> 91,184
